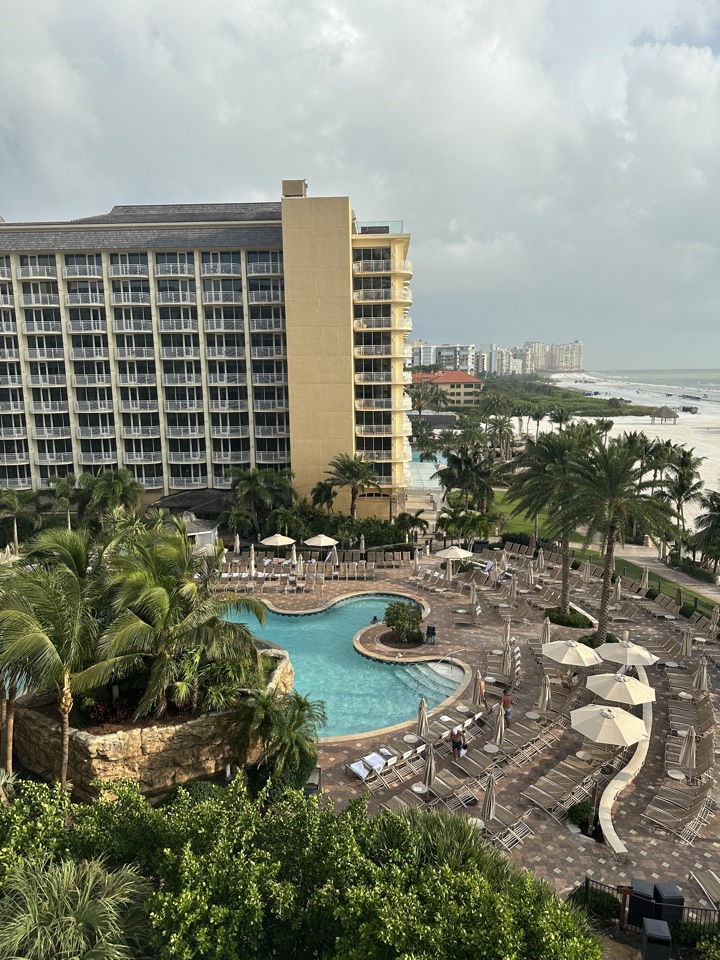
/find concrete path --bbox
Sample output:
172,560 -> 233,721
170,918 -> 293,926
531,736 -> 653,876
614,542 -> 720,606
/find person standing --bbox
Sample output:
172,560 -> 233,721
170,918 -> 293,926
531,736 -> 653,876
501,688 -> 513,729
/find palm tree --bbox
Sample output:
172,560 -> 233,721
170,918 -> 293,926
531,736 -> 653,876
410,415 -> 435,446
0,857 -> 151,960
530,405 -> 546,440
235,687 -> 326,773
548,406 -> 571,432
567,438 -> 677,644
46,472 -> 80,531
666,447 -> 705,537
435,447 -> 497,513
310,480 -> 336,513
691,488 -> 720,571
0,488 -> 41,552
226,467 -> 295,538
0,665 -> 21,776
486,415 -> 515,461
325,453 -> 380,520
394,509 -> 429,543
408,382 -> 449,416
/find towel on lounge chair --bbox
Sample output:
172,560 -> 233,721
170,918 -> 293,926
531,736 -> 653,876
348,761 -> 372,780
363,752 -> 386,772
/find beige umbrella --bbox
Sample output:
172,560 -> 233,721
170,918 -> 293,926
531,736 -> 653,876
571,704 -> 648,747
583,562 -> 591,585
436,546 -> 474,562
481,772 -> 496,823
304,534 -> 339,548
249,552 -> 256,579
331,545 -> 339,567
537,547 -> 545,572
611,577 -> 622,605
541,616 -> 551,645
675,587 -> 684,609
597,639 -> 658,667
502,618 -> 511,645
507,577 -> 517,602
472,670 -> 484,704
249,542 -> 255,566
710,605 -> 720,634
527,561 -> 536,588
417,698 -> 429,739
468,581 -> 477,606
491,562 -> 500,585
640,566 -> 649,593
261,533 -> 295,547
291,542 -> 297,566
445,560 -> 453,583
543,639 -> 603,668
501,644 -> 513,679
681,626 -> 693,661
692,657 -> 708,694
499,552 -> 507,574
296,555 -> 304,579
586,672 -> 656,706
537,675 -> 552,712
360,534 -> 365,554
679,727 -> 697,769
493,706 -> 505,746
234,533 -> 241,554
422,744 -> 436,788
413,549 -> 421,574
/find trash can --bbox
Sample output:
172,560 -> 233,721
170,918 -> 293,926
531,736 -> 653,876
641,917 -> 671,960
426,625 -> 437,645
654,882 -> 684,923
628,878 -> 656,927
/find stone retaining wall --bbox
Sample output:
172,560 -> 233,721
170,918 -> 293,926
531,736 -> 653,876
13,651 -> 293,801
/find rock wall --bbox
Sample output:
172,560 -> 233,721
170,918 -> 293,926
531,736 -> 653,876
13,651 -> 294,801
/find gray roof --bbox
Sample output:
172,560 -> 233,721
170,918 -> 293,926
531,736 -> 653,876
73,202 -> 282,224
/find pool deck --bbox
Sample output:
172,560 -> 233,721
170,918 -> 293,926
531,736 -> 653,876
266,562 -> 720,906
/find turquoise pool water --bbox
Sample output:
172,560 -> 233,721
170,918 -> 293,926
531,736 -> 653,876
411,451 -> 446,464
228,594 -> 461,738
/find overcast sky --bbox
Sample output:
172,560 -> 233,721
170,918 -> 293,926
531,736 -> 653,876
2,0 -> 719,370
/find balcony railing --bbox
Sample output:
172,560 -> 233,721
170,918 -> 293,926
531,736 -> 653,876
161,347 -> 200,359
133,473 -> 164,488
31,401 -> 69,413
63,264 -> 103,278
167,451 -> 206,463
247,290 -> 284,303
76,426 -> 116,438
1,348 -> 19,361
0,451 -> 31,464
250,346 -> 285,359
166,426 -> 206,438
23,320 -> 62,334
69,319 -> 107,332
75,400 -> 114,412
211,450 -> 251,463
352,288 -> 412,303
108,263 -> 149,277
0,320 -> 16,333
246,261 -> 283,276
206,346 -> 244,358
249,318 -> 284,332
251,372 -> 287,385
0,476 -> 32,488
207,372 -> 246,385
353,316 -> 412,331
156,291 -> 196,304
202,291 -> 243,304
0,375 -> 23,386
210,426 -> 250,438
118,400 -> 158,412
110,292 -> 151,305
255,450 -> 290,463
121,426 -> 161,438
164,399 -> 204,411
78,451 -> 118,464
0,402 -> 25,412
209,399 -> 248,411
65,292 -> 105,305
19,294 -> 60,307
163,374 -> 203,386
168,475 -> 207,488
116,374 -> 156,386
352,259 -> 412,274
354,371 -> 410,384
0,427 -> 27,439
26,348 -> 64,360
355,425 -> 394,436
69,347 -> 109,360
115,346 -> 155,359
0,295 -> 14,307
359,450 -> 393,461
253,399 -> 289,412
0,264 -> 10,278
201,262 -> 241,276
212,475 -> 233,488
158,318 -> 198,332
35,452 -> 74,464
254,425 -> 289,437
72,375 -> 112,386
204,318 -> 244,332
17,265 -> 57,278
353,346 -> 397,358
113,319 -> 153,333
123,451 -> 163,463
155,263 -> 195,276
28,375 -> 66,386
34,427 -> 72,439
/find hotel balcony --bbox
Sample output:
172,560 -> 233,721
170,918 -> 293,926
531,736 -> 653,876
210,399 -> 249,412
251,372 -> 287,386
110,292 -> 151,305
0,451 -> 31,464
255,450 -> 290,464
248,317 -> 285,332
17,265 -> 57,278
113,319 -> 153,333
254,425 -> 290,437
352,259 -> 412,275
354,345 -> 409,359
161,346 -> 200,359
0,427 -> 27,439
75,400 -> 114,413
123,451 -> 163,464
247,290 -> 284,304
207,372 -> 246,385
69,347 -> 109,360
164,399 -> 204,412
0,401 -> 25,413
65,293 -> 105,306
31,401 -> 69,413
23,320 -> 63,334
210,425 -> 250,438
118,399 -> 158,412
355,425 -> 394,436
115,346 -> 155,359
122,425 -> 161,438
353,316 -> 412,332
212,450 -> 251,464
116,374 -> 156,386
28,374 -> 66,386
76,426 -> 116,438
162,373 -> 203,386
204,317 -> 244,332
63,265 -> 103,278
132,473 -> 164,489
0,375 -> 23,387
156,292 -> 196,305
167,451 -> 206,463
206,346 -> 244,359
19,294 -> 60,307
0,295 -> 14,307
168,475 -> 207,488
158,318 -> 198,332
354,371 -> 411,384
34,426 -> 72,439
250,346 -> 285,359
35,452 -> 74,465
73,374 -> 112,387
252,398 -> 288,412
352,288 -> 412,304
0,319 -> 15,333
108,263 -> 149,277
78,451 -> 118,464
0,264 -> 10,278
166,425 -> 206,438
246,262 -> 283,276
202,291 -> 243,305
68,319 -> 107,333
155,263 -> 195,277
359,450 -> 393,461
201,262 -> 242,277
0,476 -> 32,489
212,475 -> 233,488
26,348 -> 64,360
2,349 -> 20,361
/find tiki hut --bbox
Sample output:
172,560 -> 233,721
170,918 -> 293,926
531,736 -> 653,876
650,406 -> 679,424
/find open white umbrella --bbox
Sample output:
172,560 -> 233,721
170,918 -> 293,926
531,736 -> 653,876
493,706 -> 505,746
543,639 -> 603,668
611,577 -> 622,605
261,533 -> 295,548
692,656 -> 708,694
291,543 -> 297,566
417,698 -> 429,739
537,675 -> 552,712
571,704 -> 648,747
537,547 -> 545,572
640,566 -> 649,593
234,533 -> 240,554
679,727 -> 697,769
468,581 -> 477,606
597,639 -> 658,667
481,772 -> 496,823
422,744 -> 436,788
304,534 -> 339,548
541,616 -> 551,645
436,546 -> 474,561
360,534 -> 366,554
586,672 -> 656,706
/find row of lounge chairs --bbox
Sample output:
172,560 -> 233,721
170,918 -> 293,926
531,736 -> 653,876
668,693 -> 715,737
665,733 -> 715,781
521,745 -> 627,822
641,778 -> 716,844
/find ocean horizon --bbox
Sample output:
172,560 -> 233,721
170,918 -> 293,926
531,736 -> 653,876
589,369 -> 720,392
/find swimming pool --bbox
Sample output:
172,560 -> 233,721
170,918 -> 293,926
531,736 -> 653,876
227,594 -> 463,738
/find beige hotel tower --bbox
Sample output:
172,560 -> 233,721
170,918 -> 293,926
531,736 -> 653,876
0,181 -> 412,516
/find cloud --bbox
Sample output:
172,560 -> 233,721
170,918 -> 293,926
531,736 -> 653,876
1,0 -> 719,367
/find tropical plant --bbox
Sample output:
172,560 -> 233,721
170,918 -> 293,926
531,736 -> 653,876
665,446 -> 705,536
384,601 -> 423,643
394,509 -> 429,542
434,447 -> 497,513
691,488 -> 720,571
225,467 -> 295,538
46,472 -> 80,531
234,687 -> 326,774
325,453 -> 380,520
310,480 -> 336,513
486,415 -> 515,460
0,488 -> 42,553
408,381 -> 449,415
548,406 -> 571,432
75,469 -> 144,529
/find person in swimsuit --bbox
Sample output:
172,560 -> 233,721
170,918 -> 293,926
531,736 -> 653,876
451,727 -> 466,760
502,689 -> 512,728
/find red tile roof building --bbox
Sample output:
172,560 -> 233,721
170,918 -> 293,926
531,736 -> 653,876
411,370 -> 483,405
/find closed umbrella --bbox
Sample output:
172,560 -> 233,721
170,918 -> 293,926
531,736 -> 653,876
710,605 -> 720,634
582,561 -> 591,585
304,534 -> 339,548
422,744 -> 436,788
291,542 -> 297,566
499,552 -> 507,574
676,587 -> 684,609
481,772 -> 496,823
501,643 -> 513,679
472,670 -> 484,704
491,562 -> 500,585
493,706 -> 505,746
541,616 -> 551,645
507,577 -> 517,602
413,549 -> 421,574
537,547 -> 545,572
537,675 -> 552,712
681,626 -> 693,661
234,533 -> 240,554
468,581 -> 477,606
597,639 -> 658,667
417,698 -> 429,739
611,577 -> 622,605
527,561 -> 536,588
296,555 -> 304,579
679,727 -> 697,769
445,560 -> 453,583
360,534 -> 365,554
502,618 -> 511,645
249,552 -> 256,580
692,656 -> 708,694
331,545 -> 339,567
586,672 -> 656,706
640,566 -> 649,593
261,533 -> 295,548
543,639 -> 603,668
571,704 -> 648,747
249,543 -> 255,566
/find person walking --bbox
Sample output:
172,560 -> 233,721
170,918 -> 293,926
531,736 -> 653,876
501,688 -> 513,729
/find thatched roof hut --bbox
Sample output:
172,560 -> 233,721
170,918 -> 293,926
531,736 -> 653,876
650,406 -> 679,424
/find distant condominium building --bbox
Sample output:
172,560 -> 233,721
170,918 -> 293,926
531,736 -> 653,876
0,180 -> 412,515
522,340 -> 583,373
409,340 -> 476,373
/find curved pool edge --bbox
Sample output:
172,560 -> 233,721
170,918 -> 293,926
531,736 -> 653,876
258,588 -> 431,619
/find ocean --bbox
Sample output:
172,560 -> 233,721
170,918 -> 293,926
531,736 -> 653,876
567,369 -> 720,416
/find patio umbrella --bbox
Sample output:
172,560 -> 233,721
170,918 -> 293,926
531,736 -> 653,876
468,581 -> 477,606
611,577 -> 622,605
501,644 -> 513,679
249,552 -> 256,580
499,552 -> 507,574
331,545 -> 339,567
597,639 -> 658,667
422,744 -> 436,788
436,546 -> 474,561
537,547 -> 545,572
583,562 -> 591,585
296,555 -> 304,579
481,772 -> 496,823
249,542 -> 255,565
681,625 -> 693,661
261,533 -> 295,548
291,543 -> 297,566
234,533 -> 240,554
570,704 -> 648,747
491,562 -> 500,585
304,534 -> 339,548
692,656 -> 708,694
493,706 -> 505,746
541,616 -> 551,645
536,675 -> 552,712
679,727 -> 697,769
527,562 -> 536,588
413,549 -> 421,574
710,605 -> 720,634
417,698 -> 429,739
502,618 -> 511,645
507,577 -> 517,602
445,560 -> 453,583
586,672 -> 656,706
676,587 -> 684,609
472,670 -> 484,704
360,534 -> 366,554
543,639 -> 603,668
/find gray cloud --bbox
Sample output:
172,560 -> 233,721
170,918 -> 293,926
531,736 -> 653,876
1,0 -> 719,368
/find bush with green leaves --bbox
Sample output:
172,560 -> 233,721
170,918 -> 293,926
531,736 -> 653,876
567,802 -> 592,827
568,884 -> 620,923
384,600 -> 423,643
671,557 -> 717,584
245,741 -> 318,802
545,607 -> 593,629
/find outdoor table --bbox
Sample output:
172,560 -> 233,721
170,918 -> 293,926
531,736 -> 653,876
664,660 -> 678,668
576,750 -> 593,762
454,608 -> 468,614
667,769 -> 686,781
695,637 -> 707,646
485,676 -> 496,684
483,743 -> 500,755
411,782 -> 429,794
678,690 -> 693,700
468,818 -> 485,831
663,615 -> 676,621
491,649 -> 503,655
518,589 -> 530,595
525,711 -> 541,721
456,704 -> 470,713
403,734 -> 420,744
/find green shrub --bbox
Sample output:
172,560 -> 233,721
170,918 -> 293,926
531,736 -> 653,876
245,742 -> 318,803
567,802 -> 592,827
384,600 -> 423,643
671,558 -> 717,584
645,588 -> 659,600
568,885 -> 620,922
698,928 -> 720,960
545,607 -> 593,629
578,632 -> 618,648
680,603 -> 696,619
669,921 -> 720,947
571,559 -> 581,570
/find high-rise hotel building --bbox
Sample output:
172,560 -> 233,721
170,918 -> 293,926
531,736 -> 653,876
0,181 -> 412,514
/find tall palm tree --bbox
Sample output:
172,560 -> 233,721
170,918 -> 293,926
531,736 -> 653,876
665,447 -> 705,537
394,509 -> 429,542
434,447 -> 497,513
75,469 -> 144,529
310,480 -> 336,513
325,453 -> 380,520
530,405 -> 546,440
567,438 -> 677,644
46,472 -> 80,531
691,488 -> 720,571
0,857 -> 151,960
235,687 -> 326,772
408,382 -> 449,416
486,415 -> 515,461
0,488 -> 41,553
226,467 -> 295,538
548,406 -> 571,432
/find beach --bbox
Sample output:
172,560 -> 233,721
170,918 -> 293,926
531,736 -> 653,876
550,371 -> 720,522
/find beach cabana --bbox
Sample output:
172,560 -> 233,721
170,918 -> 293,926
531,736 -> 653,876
650,406 -> 678,424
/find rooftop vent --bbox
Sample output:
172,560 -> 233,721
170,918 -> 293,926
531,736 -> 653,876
282,179 -> 308,198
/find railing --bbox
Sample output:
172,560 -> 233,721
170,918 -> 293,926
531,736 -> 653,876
31,401 -> 69,413
356,220 -> 404,234
156,291 -> 196,304
359,450 -> 393,461
355,396 -> 412,410
0,428 -> 27,439
34,427 -> 72,439
154,263 -> 195,276
163,374 -> 203,386
251,372 -> 287,385
202,290 -> 243,304
116,374 -> 156,386
210,426 -> 250,438
255,450 -> 291,463
76,427 -> 116,438
167,452 -> 209,467
0,375 -> 23,386
23,321 -> 62,334
65,292 -> 105,305
161,347 -> 200,358
0,295 -> 14,306
35,452 -> 73,464
254,425 -> 289,437
247,290 -> 284,303
75,400 -> 113,412
201,262 -> 242,276
0,320 -> 16,333
19,294 -> 60,306
63,264 -> 103,278
211,451 -> 251,463
121,426 -> 162,438
1,349 -> 20,360
569,878 -> 720,933
354,372 -> 408,384
108,263 -> 149,277
355,425 -> 393,436
166,426 -> 206,438
26,348 -> 64,360
110,292 -> 151,305
158,318 -> 198,332
113,320 -> 153,332
17,265 -> 56,278
123,451 -> 163,463
246,261 -> 283,275
212,475 -> 233,488
0,476 -> 32,488
249,318 -> 284,331
0,451 -> 31,464
207,373 -> 246,385
206,346 -> 244,358
253,399 -> 288,411
28,375 -> 66,386
78,452 -> 118,464
0,264 -> 10,278
0,402 -> 25,412
72,375 -> 112,386
353,316 -> 412,331
354,345 -> 401,358
118,400 -> 158,412
69,347 -> 109,360
115,346 -> 155,358
209,399 -> 248,411
250,346 -> 285,358
353,259 -> 412,273
353,288 -> 412,303
168,475 -> 207,488
204,318 -> 244,331
133,474 -> 164,488
164,400 -> 203,411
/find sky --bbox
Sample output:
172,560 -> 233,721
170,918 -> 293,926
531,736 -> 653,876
1,0 -> 720,369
